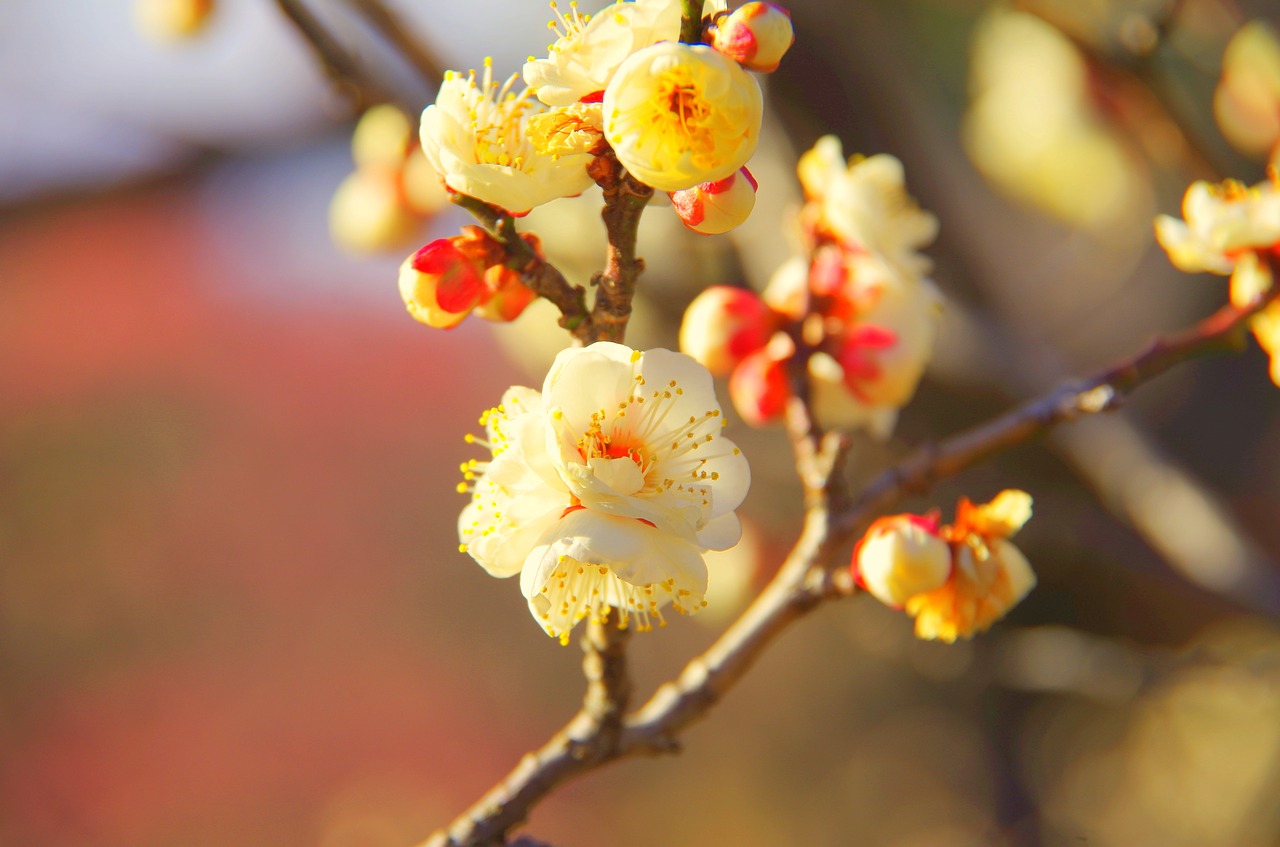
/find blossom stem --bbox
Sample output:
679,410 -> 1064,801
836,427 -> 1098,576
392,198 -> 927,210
679,0 -> 705,44
450,194 -> 593,340
589,154 -> 655,343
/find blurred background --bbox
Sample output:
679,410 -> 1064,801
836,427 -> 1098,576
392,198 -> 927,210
2,1 -> 1280,846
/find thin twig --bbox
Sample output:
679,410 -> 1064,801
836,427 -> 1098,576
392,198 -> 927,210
451,194 -> 594,341
342,0 -> 446,90
832,292 -> 1267,541
273,0 -> 387,108
423,618 -> 630,847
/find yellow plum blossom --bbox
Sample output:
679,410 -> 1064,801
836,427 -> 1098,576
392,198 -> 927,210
1155,176 -> 1280,385
420,59 -> 596,215
906,490 -> 1037,643
457,343 -> 750,641
603,42 -> 762,192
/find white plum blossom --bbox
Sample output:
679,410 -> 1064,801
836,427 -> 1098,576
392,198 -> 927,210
798,136 -> 939,280
523,0 -> 683,107
458,343 -> 750,641
420,59 -> 596,215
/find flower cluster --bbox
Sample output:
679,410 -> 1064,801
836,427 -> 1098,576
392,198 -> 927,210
457,343 -> 750,642
1155,174 -> 1280,385
330,104 -> 449,253
852,490 -> 1036,642
680,136 -> 942,436
399,226 -> 539,328
415,0 -> 789,224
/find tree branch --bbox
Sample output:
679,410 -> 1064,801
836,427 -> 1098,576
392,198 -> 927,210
450,194 -> 594,341
273,0 -> 388,108
422,618 -> 630,847
588,155 -> 655,343
341,0 -> 446,90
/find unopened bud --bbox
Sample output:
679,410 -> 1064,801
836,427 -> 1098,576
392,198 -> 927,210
401,149 -> 450,217
398,239 -> 486,329
836,324 -> 896,401
709,2 -> 794,73
669,168 -> 759,235
134,0 -> 214,41
473,269 -> 537,322
729,345 -> 790,426
853,514 -> 951,607
679,285 -> 774,376
330,168 -> 419,253
352,104 -> 414,170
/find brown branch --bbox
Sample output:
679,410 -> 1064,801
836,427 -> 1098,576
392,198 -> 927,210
273,0 -> 387,108
422,619 -> 630,847
451,194 -> 594,341
341,0 -> 446,90
588,155 -> 655,343
832,292 -> 1267,542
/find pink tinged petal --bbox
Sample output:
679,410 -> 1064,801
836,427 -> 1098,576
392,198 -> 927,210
729,348 -> 790,426
678,286 -> 774,376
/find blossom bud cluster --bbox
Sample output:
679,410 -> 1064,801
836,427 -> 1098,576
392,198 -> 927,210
852,491 -> 1037,642
414,0 -> 791,226
1155,174 -> 1280,386
679,136 -> 942,436
330,105 -> 449,254
398,226 -> 540,329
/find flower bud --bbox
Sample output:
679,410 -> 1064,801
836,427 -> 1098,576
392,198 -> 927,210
329,168 -> 420,253
134,0 -> 214,41
709,2 -> 795,73
352,104 -> 414,170
398,239 -> 486,329
853,514 -> 951,607
836,324 -> 896,401
473,268 -> 537,323
729,344 -> 790,426
401,149 -> 450,217
680,285 -> 774,376
669,167 -> 759,234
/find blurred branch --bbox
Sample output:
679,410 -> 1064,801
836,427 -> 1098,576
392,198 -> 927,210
273,0 -> 388,108
341,0 -> 446,89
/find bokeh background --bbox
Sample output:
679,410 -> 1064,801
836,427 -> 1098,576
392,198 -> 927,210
3,1 -> 1280,846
